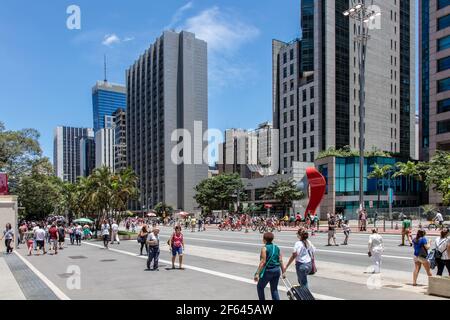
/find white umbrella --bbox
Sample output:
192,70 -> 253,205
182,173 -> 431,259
147,212 -> 157,217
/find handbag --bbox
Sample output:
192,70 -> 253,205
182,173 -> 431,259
418,244 -> 428,259
306,242 -> 317,275
434,239 -> 448,260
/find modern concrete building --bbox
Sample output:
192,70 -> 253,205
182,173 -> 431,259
419,0 -> 450,205
95,128 -> 115,170
218,123 -> 276,178
126,30 -> 208,212
273,0 -> 416,174
92,81 -> 126,132
79,137 -> 95,177
113,108 -> 127,172
54,126 -> 94,183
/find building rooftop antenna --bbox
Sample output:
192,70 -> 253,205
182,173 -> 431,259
104,54 -> 108,83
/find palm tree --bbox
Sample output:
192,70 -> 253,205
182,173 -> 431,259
392,161 -> 420,206
263,178 -> 304,216
368,164 -> 392,209
111,168 -> 139,223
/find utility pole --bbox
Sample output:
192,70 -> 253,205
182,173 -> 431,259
343,1 -> 381,211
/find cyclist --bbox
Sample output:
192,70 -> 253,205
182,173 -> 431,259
400,216 -> 413,247
434,211 -> 445,229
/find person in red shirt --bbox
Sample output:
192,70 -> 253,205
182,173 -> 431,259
48,223 -> 59,255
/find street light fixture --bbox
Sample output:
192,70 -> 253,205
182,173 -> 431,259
343,1 -> 380,211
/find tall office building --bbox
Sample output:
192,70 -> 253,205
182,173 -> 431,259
79,137 -> 96,177
95,128 -> 115,170
54,126 -> 94,183
273,0 -> 416,173
113,108 -> 127,172
92,81 -> 126,132
127,30 -> 208,212
419,0 -> 450,205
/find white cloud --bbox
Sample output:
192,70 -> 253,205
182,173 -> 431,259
102,34 -> 135,47
165,1 -> 194,30
102,34 -> 121,46
177,7 -> 260,90
181,6 -> 259,55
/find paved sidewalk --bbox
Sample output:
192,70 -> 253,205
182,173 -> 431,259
0,254 -> 25,300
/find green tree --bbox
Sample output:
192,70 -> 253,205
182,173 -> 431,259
263,178 -> 304,215
440,177 -> 450,206
154,202 -> 174,217
368,164 -> 392,209
425,151 -> 450,199
0,121 -> 42,192
194,173 -> 245,214
16,158 -> 63,220
392,161 -> 421,206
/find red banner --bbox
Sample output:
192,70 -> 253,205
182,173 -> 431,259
0,174 -> 8,195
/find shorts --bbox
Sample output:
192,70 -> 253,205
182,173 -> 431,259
414,256 -> 428,264
328,230 -> 336,238
172,246 -> 183,256
36,240 -> 45,249
102,235 -> 110,241
27,240 -> 34,249
50,239 -> 58,245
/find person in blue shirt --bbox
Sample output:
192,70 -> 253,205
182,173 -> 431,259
412,229 -> 432,286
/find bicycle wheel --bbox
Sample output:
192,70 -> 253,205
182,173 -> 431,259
252,224 -> 258,232
277,224 -> 282,232
225,224 -> 230,231
237,225 -> 243,232
259,225 -> 266,234
428,224 -> 436,231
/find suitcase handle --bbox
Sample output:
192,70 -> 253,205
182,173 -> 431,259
281,276 -> 294,290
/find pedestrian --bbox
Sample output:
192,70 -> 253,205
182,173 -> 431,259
412,229 -> 433,286
138,225 -> 149,256
1,223 -> 14,254
368,229 -> 384,273
25,231 -> 34,256
434,228 -> 450,276
68,223 -> 75,245
48,223 -> 59,255
197,217 -> 203,232
101,220 -> 110,249
327,214 -> 338,246
285,229 -> 316,288
342,220 -> 351,245
169,225 -> 185,270
400,216 -> 413,247
191,216 -> 196,233
34,224 -> 46,255
57,223 -> 65,250
18,223 -> 27,244
254,232 -> 285,301
75,224 -> 82,246
111,220 -> 120,245
146,228 -> 160,271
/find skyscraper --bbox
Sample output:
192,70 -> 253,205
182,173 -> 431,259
126,30 -> 208,212
54,126 -> 94,183
273,0 -> 416,173
113,108 -> 127,172
95,128 -> 115,170
419,0 -> 450,205
92,81 -> 126,132
79,137 -> 96,177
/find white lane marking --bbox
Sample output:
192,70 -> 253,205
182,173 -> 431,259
156,235 -> 413,260
82,241 -> 342,300
14,251 -> 70,300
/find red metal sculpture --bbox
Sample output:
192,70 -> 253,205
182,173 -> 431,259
304,167 -> 326,217
0,173 -> 8,195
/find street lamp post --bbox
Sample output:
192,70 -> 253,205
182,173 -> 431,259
343,1 -> 381,211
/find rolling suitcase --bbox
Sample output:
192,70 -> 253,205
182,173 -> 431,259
281,277 -> 315,301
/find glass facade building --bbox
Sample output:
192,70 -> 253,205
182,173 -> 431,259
317,156 -> 421,216
92,81 -> 126,132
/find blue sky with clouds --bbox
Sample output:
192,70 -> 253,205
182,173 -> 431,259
0,0 -> 301,161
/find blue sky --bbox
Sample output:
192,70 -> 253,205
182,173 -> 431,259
0,1 -> 419,163
0,0 -> 301,162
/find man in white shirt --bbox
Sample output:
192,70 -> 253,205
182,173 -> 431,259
34,225 -> 47,255
434,211 -> 444,227
111,221 -> 120,245
368,229 -> 384,273
101,220 -> 110,249
146,228 -> 160,271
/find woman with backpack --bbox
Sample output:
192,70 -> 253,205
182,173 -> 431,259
284,229 -> 316,288
138,225 -> 149,256
412,229 -> 433,286
169,225 -> 185,269
254,232 -> 285,301
434,228 -> 450,276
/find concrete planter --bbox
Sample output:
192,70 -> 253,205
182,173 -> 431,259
428,276 -> 450,298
